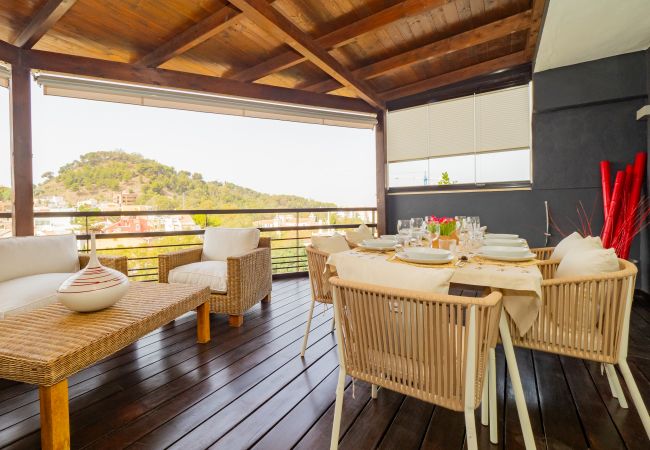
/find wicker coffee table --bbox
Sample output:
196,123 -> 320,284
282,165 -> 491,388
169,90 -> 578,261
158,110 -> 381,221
0,282 -> 211,450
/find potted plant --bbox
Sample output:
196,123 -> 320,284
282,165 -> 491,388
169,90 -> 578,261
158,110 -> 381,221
427,216 -> 458,248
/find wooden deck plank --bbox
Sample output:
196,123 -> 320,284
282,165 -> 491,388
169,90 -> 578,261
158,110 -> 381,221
0,278 -> 648,450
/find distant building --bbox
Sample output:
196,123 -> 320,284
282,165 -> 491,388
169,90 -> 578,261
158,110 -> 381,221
113,191 -> 138,206
104,216 -> 151,234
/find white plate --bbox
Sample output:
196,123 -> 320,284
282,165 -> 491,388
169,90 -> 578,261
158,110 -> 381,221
479,245 -> 531,257
362,238 -> 396,248
402,247 -> 451,260
396,252 -> 453,265
478,252 -> 536,262
485,233 -> 519,239
357,243 -> 396,252
483,238 -> 527,247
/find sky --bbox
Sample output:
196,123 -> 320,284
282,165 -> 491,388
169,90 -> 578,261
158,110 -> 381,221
0,81 -> 377,207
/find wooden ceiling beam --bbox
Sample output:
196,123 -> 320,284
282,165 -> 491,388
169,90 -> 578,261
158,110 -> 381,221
227,0 -> 385,109
137,4 -> 243,68
380,51 -> 528,101
13,0 -> 77,48
230,0 -> 447,83
20,47 -> 377,113
302,10 -> 532,94
525,0 -> 548,60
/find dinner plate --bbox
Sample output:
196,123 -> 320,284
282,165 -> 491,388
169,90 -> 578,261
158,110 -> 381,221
483,238 -> 527,247
479,245 -> 531,257
357,243 -> 396,252
402,248 -> 451,260
396,252 -> 453,265
362,238 -> 396,248
477,252 -> 536,262
485,233 -> 519,239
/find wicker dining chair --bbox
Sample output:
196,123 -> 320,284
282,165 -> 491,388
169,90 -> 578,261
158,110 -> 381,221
301,245 -> 335,357
329,277 -> 503,450
158,237 -> 272,327
503,258 -> 649,438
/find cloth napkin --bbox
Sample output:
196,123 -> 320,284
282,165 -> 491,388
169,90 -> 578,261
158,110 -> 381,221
345,224 -> 374,244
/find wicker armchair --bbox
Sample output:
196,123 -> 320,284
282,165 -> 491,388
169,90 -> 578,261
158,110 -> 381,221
301,245 -> 334,357
503,259 -> 649,438
79,254 -> 128,276
329,277 -> 503,450
158,237 -> 272,327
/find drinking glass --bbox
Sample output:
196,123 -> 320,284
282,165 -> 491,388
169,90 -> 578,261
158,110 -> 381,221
427,221 -> 440,247
397,219 -> 411,245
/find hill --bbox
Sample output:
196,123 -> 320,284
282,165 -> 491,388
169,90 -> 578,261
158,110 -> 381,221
36,150 -> 335,210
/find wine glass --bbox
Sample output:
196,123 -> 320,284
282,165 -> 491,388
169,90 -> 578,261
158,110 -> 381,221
427,220 -> 440,247
397,219 -> 411,245
410,218 -> 425,247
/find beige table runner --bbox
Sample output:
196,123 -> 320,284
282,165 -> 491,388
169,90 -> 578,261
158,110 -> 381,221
325,249 -> 543,336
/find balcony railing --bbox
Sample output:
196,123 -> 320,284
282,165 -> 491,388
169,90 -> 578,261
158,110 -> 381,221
0,207 -> 376,280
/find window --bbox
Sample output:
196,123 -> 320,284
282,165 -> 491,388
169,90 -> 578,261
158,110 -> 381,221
387,84 -> 532,189
0,67 -> 10,237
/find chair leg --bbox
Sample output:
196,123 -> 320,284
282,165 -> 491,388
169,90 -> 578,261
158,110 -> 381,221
371,384 -> 378,399
330,369 -> 346,450
228,315 -> 244,327
489,348 -> 498,444
618,359 -> 650,439
605,364 -> 628,408
605,364 -> 618,398
481,366 -> 489,426
330,316 -> 335,333
465,406 -> 478,450
262,293 -> 271,303
300,299 -> 316,357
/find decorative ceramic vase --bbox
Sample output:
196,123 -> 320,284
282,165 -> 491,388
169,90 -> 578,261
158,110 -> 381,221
57,233 -> 129,312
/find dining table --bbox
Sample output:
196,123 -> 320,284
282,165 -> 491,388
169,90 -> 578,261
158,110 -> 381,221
324,247 -> 541,450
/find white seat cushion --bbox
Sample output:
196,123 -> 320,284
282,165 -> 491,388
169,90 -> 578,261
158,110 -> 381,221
555,247 -> 620,278
202,228 -> 260,262
0,273 -> 73,319
168,261 -> 228,293
551,232 -> 602,260
311,234 -> 350,254
0,234 -> 79,283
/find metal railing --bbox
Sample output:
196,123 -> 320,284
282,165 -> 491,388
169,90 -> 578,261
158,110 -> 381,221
0,207 -> 376,280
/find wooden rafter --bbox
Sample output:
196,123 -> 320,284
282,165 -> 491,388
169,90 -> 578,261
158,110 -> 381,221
20,47 -> 376,113
302,10 -> 532,94
137,4 -> 244,68
380,51 -> 528,101
230,0 -> 447,83
525,0 -> 548,60
13,0 -> 77,48
227,0 -> 385,109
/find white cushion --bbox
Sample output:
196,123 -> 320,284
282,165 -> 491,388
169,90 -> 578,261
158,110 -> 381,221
551,233 -> 602,260
168,261 -> 228,293
345,224 -> 374,244
555,248 -> 620,279
0,273 -> 73,319
202,228 -> 260,262
311,234 -> 350,254
0,235 -> 79,283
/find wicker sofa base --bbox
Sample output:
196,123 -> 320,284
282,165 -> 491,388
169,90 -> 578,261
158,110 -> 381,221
210,291 -> 271,327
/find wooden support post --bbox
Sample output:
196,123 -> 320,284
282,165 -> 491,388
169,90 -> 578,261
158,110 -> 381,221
375,110 -> 387,236
10,64 -> 34,236
196,302 -> 211,343
38,379 -> 70,450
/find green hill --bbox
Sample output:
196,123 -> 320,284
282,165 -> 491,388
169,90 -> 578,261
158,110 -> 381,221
36,150 -> 335,210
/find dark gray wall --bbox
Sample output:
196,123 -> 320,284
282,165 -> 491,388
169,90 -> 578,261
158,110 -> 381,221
387,51 -> 649,291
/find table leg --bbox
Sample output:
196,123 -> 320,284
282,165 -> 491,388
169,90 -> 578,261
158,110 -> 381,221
39,379 -> 70,450
499,312 -> 536,450
197,301 -> 211,343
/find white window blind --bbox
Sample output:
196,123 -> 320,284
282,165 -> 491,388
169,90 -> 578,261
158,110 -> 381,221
387,84 -> 531,162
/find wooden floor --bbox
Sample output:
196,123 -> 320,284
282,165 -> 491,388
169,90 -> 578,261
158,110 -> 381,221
1,277 -> 649,449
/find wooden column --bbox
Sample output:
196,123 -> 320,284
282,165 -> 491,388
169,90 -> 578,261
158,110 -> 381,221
375,110 -> 387,235
10,63 -> 34,236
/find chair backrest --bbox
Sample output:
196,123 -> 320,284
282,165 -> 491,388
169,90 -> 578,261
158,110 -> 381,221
508,259 -> 637,364
531,247 -> 554,261
0,234 -> 79,282
330,277 -> 502,412
305,245 -> 332,304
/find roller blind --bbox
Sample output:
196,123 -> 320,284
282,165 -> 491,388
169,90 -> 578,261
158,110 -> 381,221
387,84 -> 531,162
34,74 -> 378,129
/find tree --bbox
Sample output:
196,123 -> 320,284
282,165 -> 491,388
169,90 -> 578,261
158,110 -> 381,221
438,171 -> 453,185
42,171 -> 55,181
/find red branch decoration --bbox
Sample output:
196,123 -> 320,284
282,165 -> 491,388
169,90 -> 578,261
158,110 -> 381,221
600,152 -> 648,259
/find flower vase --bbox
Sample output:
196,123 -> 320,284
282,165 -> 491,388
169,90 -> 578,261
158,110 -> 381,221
57,233 -> 129,312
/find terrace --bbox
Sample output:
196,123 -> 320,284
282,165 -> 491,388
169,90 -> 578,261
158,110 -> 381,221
0,1 -> 649,449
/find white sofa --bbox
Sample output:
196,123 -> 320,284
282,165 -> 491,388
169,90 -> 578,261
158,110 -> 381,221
0,235 -> 127,319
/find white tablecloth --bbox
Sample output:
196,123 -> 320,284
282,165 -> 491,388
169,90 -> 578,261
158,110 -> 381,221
325,249 -> 543,336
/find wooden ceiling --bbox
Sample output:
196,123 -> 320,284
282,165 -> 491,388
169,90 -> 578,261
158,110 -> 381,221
0,0 -> 546,111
